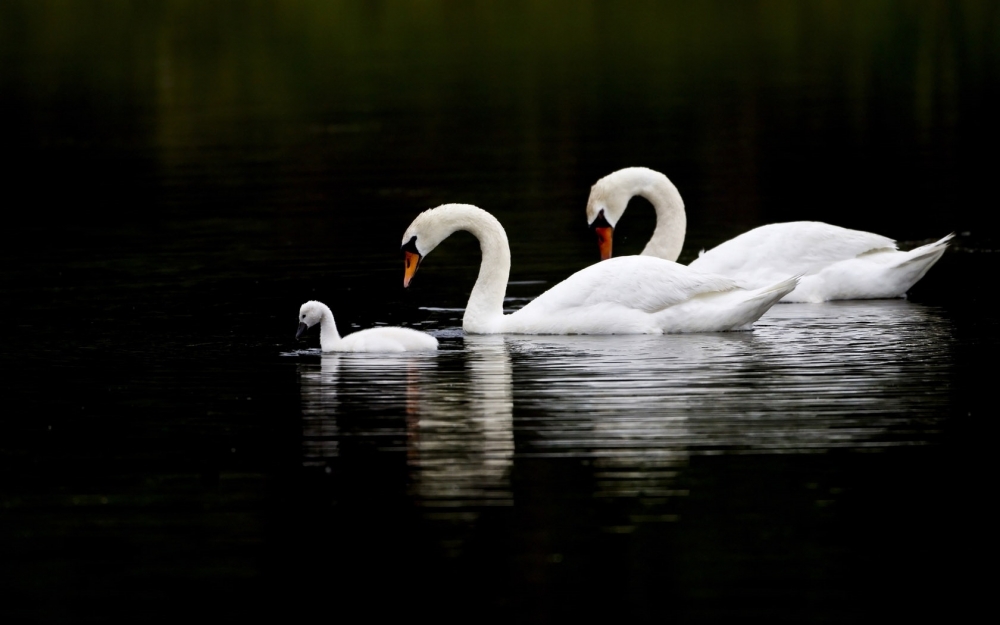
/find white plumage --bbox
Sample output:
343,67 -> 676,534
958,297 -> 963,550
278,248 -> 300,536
586,167 -> 953,303
401,204 -> 798,334
297,300 -> 438,352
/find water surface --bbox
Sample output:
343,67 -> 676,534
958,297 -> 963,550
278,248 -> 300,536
1,1 -> 996,622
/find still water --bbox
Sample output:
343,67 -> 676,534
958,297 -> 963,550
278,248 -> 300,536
301,300 -> 954,477
2,1 -> 997,623
297,298 -> 957,518
283,297 -> 981,621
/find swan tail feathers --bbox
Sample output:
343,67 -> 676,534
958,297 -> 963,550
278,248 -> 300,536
898,233 -> 954,264
875,233 -> 952,295
887,233 -> 952,283
718,274 -> 800,330
744,274 -> 801,304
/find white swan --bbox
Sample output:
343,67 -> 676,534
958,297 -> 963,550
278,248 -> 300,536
400,204 -> 799,334
586,167 -> 954,303
296,300 -> 438,352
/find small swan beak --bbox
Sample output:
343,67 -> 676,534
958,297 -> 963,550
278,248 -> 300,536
403,250 -> 422,287
296,322 -> 308,339
594,226 -> 614,260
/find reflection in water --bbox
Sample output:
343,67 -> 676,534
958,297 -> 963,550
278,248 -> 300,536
506,300 -> 953,506
6,1 -> 988,617
407,336 -> 514,511
299,354 -> 342,467
297,338 -> 514,513
300,300 -> 953,526
510,300 -> 952,453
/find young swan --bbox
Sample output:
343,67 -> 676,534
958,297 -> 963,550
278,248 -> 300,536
296,300 -> 438,352
401,203 -> 798,334
586,167 -> 954,303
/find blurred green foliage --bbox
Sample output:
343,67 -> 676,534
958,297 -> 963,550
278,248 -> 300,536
2,0 -> 997,247
4,0 -> 997,143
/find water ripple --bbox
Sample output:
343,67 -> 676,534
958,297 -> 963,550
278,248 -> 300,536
297,299 -> 954,511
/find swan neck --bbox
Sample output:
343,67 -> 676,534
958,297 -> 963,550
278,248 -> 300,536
318,304 -> 342,350
459,212 -> 511,333
637,179 -> 687,262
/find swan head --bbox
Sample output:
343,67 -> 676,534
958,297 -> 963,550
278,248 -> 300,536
586,167 -> 676,261
586,179 -> 627,261
401,234 -> 423,288
400,204 -> 481,287
297,300 -> 325,339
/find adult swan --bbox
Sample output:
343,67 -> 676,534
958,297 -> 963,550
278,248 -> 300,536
401,204 -> 798,334
586,167 -> 953,303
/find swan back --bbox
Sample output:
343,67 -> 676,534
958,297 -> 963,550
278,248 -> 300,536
688,222 -> 897,278
504,255 -> 759,334
339,327 -> 439,352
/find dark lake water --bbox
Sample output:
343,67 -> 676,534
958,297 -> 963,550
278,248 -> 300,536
2,1 -> 998,622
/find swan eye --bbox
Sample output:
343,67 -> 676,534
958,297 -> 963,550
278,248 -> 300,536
591,210 -> 613,229
401,235 -> 420,255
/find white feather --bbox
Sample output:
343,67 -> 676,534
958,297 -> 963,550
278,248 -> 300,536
587,167 -> 952,302
401,204 -> 797,334
298,301 -> 438,352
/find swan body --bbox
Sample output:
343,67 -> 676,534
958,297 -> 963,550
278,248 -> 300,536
586,167 -> 953,303
401,204 -> 798,334
297,300 -> 438,352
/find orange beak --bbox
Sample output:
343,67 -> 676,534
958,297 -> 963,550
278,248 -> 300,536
403,250 -> 422,287
594,226 -> 613,260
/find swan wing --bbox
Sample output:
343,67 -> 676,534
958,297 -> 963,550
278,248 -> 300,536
500,256 -> 793,334
689,221 -> 897,278
517,256 -> 740,316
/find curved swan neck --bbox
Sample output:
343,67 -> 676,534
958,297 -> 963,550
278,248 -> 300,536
461,209 -> 511,333
593,168 -> 687,262
634,172 -> 687,262
416,204 -> 511,333
317,303 -> 342,350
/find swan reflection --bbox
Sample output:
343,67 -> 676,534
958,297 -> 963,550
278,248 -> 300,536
509,300 -> 951,455
298,354 -> 342,467
299,300 -> 953,520
407,336 -> 513,510
297,338 -> 514,512
505,300 -> 953,502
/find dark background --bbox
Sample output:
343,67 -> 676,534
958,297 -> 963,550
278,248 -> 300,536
1,1 -> 997,622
